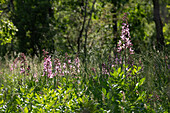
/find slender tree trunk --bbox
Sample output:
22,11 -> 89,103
48,0 -> 54,17
84,0 -> 96,63
77,0 -> 88,54
113,12 -> 117,47
111,0 -> 118,49
153,0 -> 165,50
10,0 -> 14,10
10,0 -> 14,55
80,0 -> 84,14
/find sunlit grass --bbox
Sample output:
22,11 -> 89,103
0,48 -> 169,112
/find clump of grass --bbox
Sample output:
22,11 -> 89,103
139,48 -> 170,111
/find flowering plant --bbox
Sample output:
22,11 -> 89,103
117,13 -> 134,55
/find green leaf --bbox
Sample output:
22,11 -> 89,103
135,78 -> 145,90
136,91 -> 145,101
107,92 -> 110,99
30,92 -> 34,98
137,95 -> 143,101
102,88 -> 106,95
78,97 -> 83,103
111,96 -> 114,101
0,100 -> 3,105
29,87 -> 34,93
117,67 -> 121,74
164,110 -> 168,113
20,87 -> 25,93
24,107 -> 28,113
111,68 -> 118,78
138,78 -> 145,86
35,93 -> 41,102
137,66 -> 142,72
166,5 -> 170,8
131,106 -> 135,109
16,98 -> 21,105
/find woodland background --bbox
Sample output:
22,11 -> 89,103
0,0 -> 169,57
0,0 -> 170,112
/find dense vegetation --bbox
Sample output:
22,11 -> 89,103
0,0 -> 169,112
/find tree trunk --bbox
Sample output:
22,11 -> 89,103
84,0 -> 96,63
111,0 -> 118,48
153,0 -> 165,50
77,0 -> 87,54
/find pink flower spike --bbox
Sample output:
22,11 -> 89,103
42,55 -> 53,78
118,40 -> 122,46
126,40 -> 132,47
20,68 -> 25,74
10,64 -> 13,71
122,44 -> 125,49
68,59 -> 71,64
63,63 -> 66,69
117,13 -> 134,55
117,47 -> 122,52
129,48 -> 134,54
34,73 -> 37,78
122,23 -> 126,26
70,65 -> 73,69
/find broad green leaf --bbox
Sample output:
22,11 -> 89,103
16,98 -> 21,105
166,5 -> 170,8
164,110 -> 168,113
30,92 -> 34,98
35,93 -> 41,102
29,87 -> 34,93
107,92 -> 110,99
51,93 -> 56,98
78,97 -> 83,103
0,100 -> 3,105
24,107 -> 28,113
136,95 -> 143,101
20,87 -> 25,93
136,91 -> 145,101
111,96 -> 114,101
102,88 -> 106,95
138,78 -> 145,86
118,67 -> 121,74
135,78 -> 145,90
137,66 -> 141,71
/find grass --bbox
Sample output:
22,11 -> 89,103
0,47 -> 169,113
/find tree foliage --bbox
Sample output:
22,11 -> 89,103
0,0 -> 169,56
0,0 -> 17,45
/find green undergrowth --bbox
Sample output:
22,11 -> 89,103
0,50 -> 169,113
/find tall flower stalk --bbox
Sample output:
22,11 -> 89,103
117,13 -> 134,75
42,56 -> 53,78
42,49 -> 53,84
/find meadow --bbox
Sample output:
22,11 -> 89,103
0,16 -> 169,113
0,48 -> 169,113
